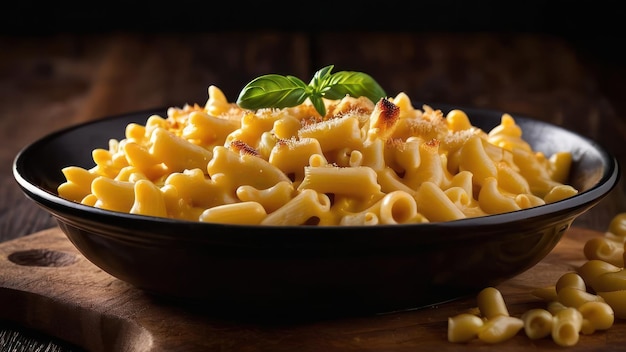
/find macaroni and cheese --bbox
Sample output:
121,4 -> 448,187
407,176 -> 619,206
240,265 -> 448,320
57,85 -> 578,225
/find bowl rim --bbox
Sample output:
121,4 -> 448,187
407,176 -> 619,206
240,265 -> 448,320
12,105 -> 621,238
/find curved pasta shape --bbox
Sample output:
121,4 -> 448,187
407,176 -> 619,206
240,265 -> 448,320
269,137 -> 323,181
376,167 -> 417,195
577,301 -> 614,334
225,111 -> 278,148
583,237 -> 624,267
521,308 -> 553,339
297,165 -> 382,200
123,142 -> 168,180
478,177 -> 521,214
477,315 -> 524,344
608,212 -> 626,238
378,191 -> 423,224
596,290 -> 626,319
459,135 -> 497,187
477,287 -> 510,319
261,189 -> 331,226
556,272 -> 587,292
149,127 -> 213,173
403,139 -> 452,189
447,313 -> 484,343
236,181 -> 295,214
205,84 -> 233,116
182,110 -> 240,148
208,146 -> 290,191
551,307 -> 583,347
576,260 -> 622,292
58,166 -> 98,202
487,113 -> 531,152
531,286 -> 558,302
164,168 -> 236,210
557,287 -> 605,308
91,176 -> 135,212
57,85 -> 579,226
591,270 -> 626,293
415,182 -> 466,222
130,179 -> 167,218
340,191 -> 425,226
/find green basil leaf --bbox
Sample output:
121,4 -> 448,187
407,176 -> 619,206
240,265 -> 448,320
236,66 -> 387,116
237,74 -> 309,110
309,95 -> 327,117
308,65 -> 335,93
324,71 -> 386,103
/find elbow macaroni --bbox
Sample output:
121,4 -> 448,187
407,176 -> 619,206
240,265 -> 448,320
57,85 -> 578,225
453,213 -> 626,347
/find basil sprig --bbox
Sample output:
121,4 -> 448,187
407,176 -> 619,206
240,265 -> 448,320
236,65 -> 386,116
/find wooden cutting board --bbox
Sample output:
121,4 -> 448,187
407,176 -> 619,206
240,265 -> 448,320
0,226 -> 623,351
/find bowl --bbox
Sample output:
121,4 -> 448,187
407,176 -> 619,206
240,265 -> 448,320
12,105 -> 620,318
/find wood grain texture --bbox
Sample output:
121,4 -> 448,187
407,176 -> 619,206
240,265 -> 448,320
0,226 -> 621,351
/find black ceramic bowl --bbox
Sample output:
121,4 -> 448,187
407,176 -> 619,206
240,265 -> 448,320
13,106 -> 619,317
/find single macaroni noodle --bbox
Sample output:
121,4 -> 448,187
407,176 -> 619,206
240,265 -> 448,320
57,85 -> 578,225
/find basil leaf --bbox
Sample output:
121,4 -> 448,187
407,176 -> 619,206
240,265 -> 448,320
237,74 -> 309,110
309,95 -> 327,117
324,71 -> 387,103
236,66 -> 387,116
308,65 -> 335,93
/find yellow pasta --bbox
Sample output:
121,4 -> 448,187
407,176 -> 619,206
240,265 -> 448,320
58,166 -> 98,202
556,272 -> 586,291
521,308 -> 553,339
576,260 -> 622,292
297,165 -> 382,200
477,315 -> 524,344
200,201 -> 267,225
531,285 -> 558,302
448,212 -> 626,347
583,237 -> 624,267
590,270 -> 626,293
596,290 -> 626,319
557,287 -> 605,308
551,307 -> 583,347
415,182 -> 466,222
260,189 -> 331,226
577,301 -> 614,334
130,179 -> 167,217
477,287 -> 509,319
447,313 -> 484,343
608,212 -> 626,238
57,85 -> 578,225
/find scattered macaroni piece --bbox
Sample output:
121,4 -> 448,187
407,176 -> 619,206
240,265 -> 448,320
521,308 -> 553,339
450,212 -> 626,347
551,307 -> 583,347
57,85 -> 578,225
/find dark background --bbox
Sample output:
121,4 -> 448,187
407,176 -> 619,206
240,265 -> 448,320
3,1 -> 624,114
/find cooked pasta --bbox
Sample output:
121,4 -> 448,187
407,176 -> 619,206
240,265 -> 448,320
57,85 -> 578,225
521,308 -> 553,339
449,212 -> 626,347
447,313 -> 484,343
552,307 -> 583,347
477,315 -> 524,344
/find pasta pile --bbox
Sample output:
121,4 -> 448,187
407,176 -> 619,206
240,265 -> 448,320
57,85 -> 578,225
448,212 -> 626,347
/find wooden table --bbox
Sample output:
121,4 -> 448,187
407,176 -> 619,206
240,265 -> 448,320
1,31 -> 625,351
